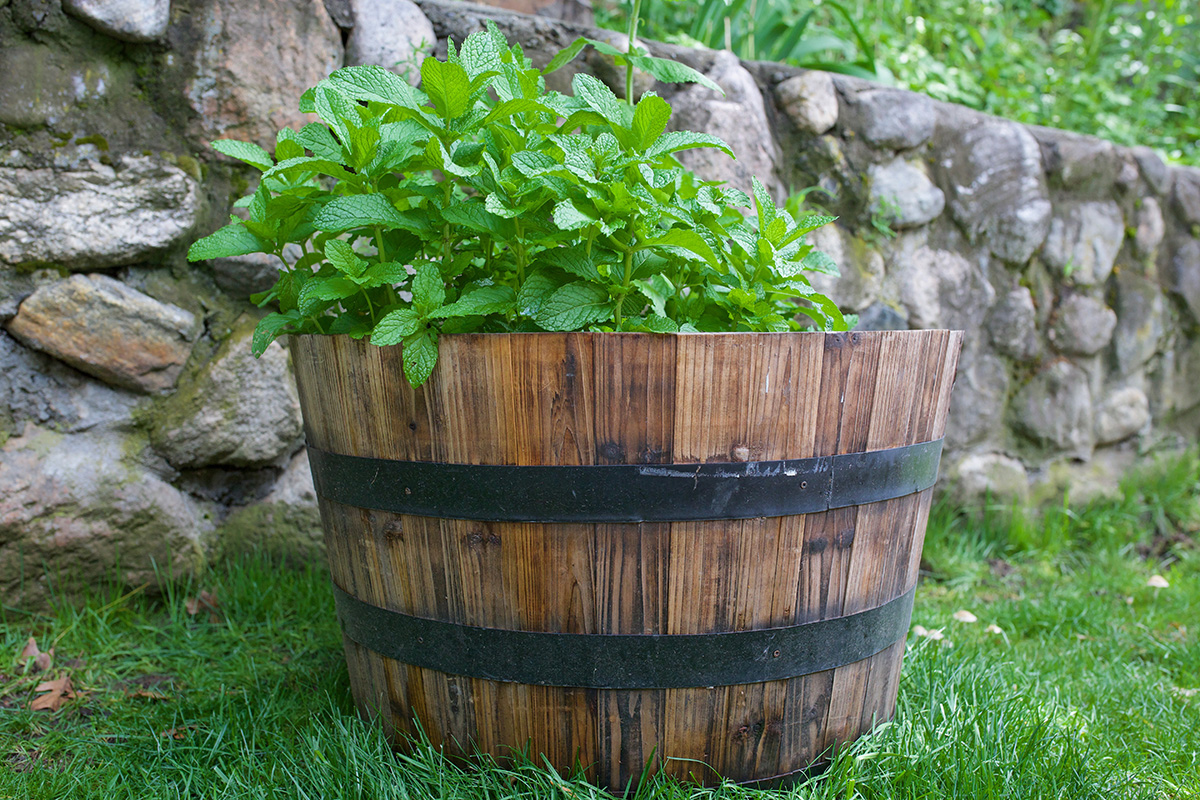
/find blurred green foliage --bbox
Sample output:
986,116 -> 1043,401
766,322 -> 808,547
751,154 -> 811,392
597,0 -> 1198,164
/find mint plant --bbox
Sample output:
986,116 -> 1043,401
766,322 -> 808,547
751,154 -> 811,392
188,22 -> 849,387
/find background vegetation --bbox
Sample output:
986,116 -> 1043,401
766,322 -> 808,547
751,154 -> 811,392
597,0 -> 1199,165
2,451 -> 1197,798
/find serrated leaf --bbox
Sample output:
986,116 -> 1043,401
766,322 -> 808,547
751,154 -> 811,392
571,73 -> 631,127
262,157 -> 354,184
371,308 -> 421,346
544,37 -> 588,74
298,123 -> 343,161
535,245 -> 604,282
313,195 -> 413,233
511,150 -> 557,176
313,83 -> 355,146
429,285 -> 516,318
484,193 -> 521,219
329,64 -> 426,108
411,263 -> 445,312
534,282 -> 612,331
275,128 -> 306,161
484,98 -> 552,124
752,176 -> 777,231
421,58 -> 472,120
552,200 -> 595,231
358,261 -> 411,287
801,249 -> 840,276
460,29 -> 504,79
641,314 -> 679,333
626,54 -> 724,95
516,271 -> 562,318
252,311 -> 301,356
638,228 -> 719,269
212,139 -> 274,170
440,200 -> 508,235
187,222 -> 269,261
402,328 -> 439,386
298,276 -> 358,315
631,93 -> 671,152
633,273 -> 675,317
329,315 -> 374,338
324,239 -> 367,278
645,130 -> 734,160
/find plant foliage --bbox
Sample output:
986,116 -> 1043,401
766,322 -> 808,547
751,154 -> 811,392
189,24 -> 846,386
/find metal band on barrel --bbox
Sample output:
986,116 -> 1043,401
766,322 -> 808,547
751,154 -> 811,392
307,438 -> 943,523
333,583 -> 916,689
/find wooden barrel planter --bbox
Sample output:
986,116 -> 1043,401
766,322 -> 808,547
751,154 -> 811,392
291,329 -> 962,788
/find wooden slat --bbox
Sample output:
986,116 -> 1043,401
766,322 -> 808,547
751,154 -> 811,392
290,331 -> 964,789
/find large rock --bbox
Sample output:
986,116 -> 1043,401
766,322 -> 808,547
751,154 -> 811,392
986,287 -> 1040,362
1048,294 -> 1117,357
949,452 -> 1029,504
0,157 -> 201,269
867,159 -> 944,229
945,350 -> 1008,449
0,268 -> 59,323
465,0 -> 593,24
1174,168 -> 1200,227
182,0 -> 344,150
1032,127 -> 1119,192
7,274 -> 198,394
1095,387 -> 1149,445
63,0 -> 171,42
148,315 -> 303,469
344,0 -> 435,85
1040,201 -> 1125,286
1168,238 -> 1200,324
937,117 -> 1052,265
1013,360 -> 1094,459
211,449 -> 323,564
0,42 -> 113,127
774,71 -> 838,136
0,424 -> 212,610
668,50 -> 781,200
1133,198 -> 1166,260
806,224 -> 882,312
1132,147 -> 1170,195
0,330 -> 141,435
1112,271 -> 1165,376
888,238 -> 995,332
843,88 -> 935,150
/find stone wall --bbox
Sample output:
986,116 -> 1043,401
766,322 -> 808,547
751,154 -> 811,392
1,0 -> 1197,607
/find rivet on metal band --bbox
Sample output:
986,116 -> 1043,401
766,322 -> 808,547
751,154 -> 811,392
332,583 -> 917,689
307,438 -> 943,523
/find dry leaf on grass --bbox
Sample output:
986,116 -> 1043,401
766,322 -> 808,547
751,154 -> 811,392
952,610 -> 979,623
30,674 -> 76,712
185,590 -> 222,622
1147,575 -> 1170,589
160,725 -> 198,740
130,689 -> 170,701
17,637 -> 53,673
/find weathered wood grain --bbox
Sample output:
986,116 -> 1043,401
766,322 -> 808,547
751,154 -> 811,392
290,330 -> 962,789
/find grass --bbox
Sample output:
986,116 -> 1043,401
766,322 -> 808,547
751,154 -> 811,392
2,451 -> 1198,799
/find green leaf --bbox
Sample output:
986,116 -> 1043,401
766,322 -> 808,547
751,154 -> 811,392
801,249 -> 840,276
534,282 -> 613,331
460,29 -> 504,79
329,315 -> 374,338
516,271 -> 561,318
552,200 -> 596,231
252,311 -> 302,356
187,222 -> 269,261
535,246 -> 605,282
298,275 -> 358,315
329,64 -> 426,108
645,131 -> 734,160
440,200 -> 509,235
429,285 -> 517,318
212,139 -> 274,170
298,123 -> 343,161
484,98 -> 552,124
263,156 -> 355,183
633,273 -> 675,317
544,37 -> 588,74
638,228 -> 719,269
411,263 -> 445,312
358,261 -> 411,287
752,176 -> 777,232
421,58 -> 472,120
631,94 -> 672,152
626,54 -> 724,95
371,308 -> 421,346
313,195 -> 413,233
313,83 -> 355,146
571,73 -> 631,127
402,328 -> 439,387
324,240 -> 367,278
275,128 -> 306,161
640,314 -> 679,333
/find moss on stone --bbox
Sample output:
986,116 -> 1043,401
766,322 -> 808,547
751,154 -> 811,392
211,501 -> 323,567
